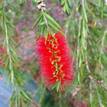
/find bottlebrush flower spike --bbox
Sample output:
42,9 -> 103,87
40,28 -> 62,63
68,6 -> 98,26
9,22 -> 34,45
0,46 -> 6,53
35,32 -> 74,91
0,46 -> 6,66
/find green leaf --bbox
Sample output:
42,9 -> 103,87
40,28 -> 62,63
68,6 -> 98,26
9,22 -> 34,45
60,0 -> 71,14
52,81 -> 61,92
43,12 -> 61,31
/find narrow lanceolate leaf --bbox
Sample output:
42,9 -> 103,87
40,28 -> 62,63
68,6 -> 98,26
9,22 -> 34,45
60,0 -> 71,14
35,32 -> 74,91
43,12 -> 61,31
32,13 -> 43,29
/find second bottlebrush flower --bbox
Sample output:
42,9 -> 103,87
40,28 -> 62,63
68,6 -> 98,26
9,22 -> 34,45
35,32 -> 74,91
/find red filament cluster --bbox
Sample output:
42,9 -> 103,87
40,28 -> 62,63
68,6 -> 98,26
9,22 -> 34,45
36,32 -> 74,89
0,46 -> 6,66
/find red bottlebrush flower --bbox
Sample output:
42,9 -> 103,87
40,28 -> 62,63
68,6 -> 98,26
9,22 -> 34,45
0,46 -> 6,66
36,32 -> 74,90
0,46 -> 6,53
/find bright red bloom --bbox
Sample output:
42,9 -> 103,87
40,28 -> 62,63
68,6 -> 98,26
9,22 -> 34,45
0,46 -> 6,66
36,32 -> 74,89
0,46 -> 6,53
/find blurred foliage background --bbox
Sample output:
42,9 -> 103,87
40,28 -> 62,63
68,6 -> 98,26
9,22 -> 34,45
0,0 -> 107,107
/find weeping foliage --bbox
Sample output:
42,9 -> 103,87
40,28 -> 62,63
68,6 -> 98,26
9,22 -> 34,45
0,0 -> 107,107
